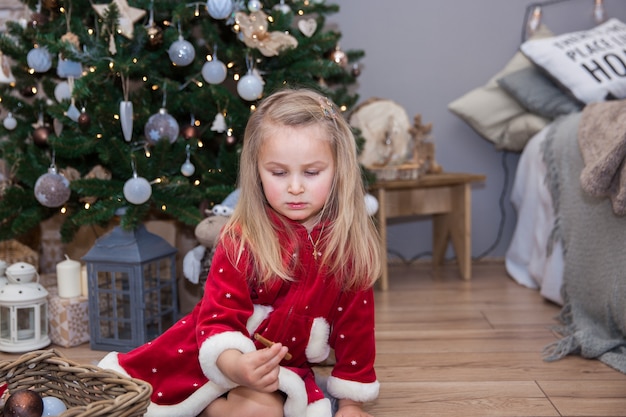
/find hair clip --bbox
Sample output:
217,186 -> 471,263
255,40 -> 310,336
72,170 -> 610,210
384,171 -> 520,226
319,97 -> 338,119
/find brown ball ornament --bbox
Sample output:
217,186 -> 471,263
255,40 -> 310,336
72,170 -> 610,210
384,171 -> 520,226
32,126 -> 50,147
3,389 -> 44,417
78,111 -> 91,130
225,132 -> 237,146
146,24 -> 164,50
20,84 -> 38,98
182,124 -> 200,140
329,48 -> 348,67
41,0 -> 60,10
30,12 -> 49,28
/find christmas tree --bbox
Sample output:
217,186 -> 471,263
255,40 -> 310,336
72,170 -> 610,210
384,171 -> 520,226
0,0 -> 363,243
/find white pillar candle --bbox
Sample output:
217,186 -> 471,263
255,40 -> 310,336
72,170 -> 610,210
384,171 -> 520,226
56,255 -> 81,298
80,265 -> 88,297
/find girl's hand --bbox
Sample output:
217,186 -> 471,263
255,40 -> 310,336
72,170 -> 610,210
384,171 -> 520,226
217,343 -> 289,392
335,399 -> 373,417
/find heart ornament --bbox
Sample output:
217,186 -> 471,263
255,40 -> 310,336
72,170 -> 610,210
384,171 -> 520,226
298,18 -> 317,38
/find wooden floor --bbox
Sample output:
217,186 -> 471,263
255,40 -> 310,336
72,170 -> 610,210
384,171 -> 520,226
2,261 -> 626,416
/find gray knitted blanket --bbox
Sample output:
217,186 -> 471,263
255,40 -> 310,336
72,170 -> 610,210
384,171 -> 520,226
541,112 -> 626,374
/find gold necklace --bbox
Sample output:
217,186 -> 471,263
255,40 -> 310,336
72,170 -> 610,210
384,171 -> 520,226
307,228 -> 324,261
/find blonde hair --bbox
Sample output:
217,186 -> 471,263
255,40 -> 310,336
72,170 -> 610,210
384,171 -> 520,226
222,88 -> 381,290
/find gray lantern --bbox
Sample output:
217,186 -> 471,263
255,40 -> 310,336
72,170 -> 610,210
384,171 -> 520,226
82,225 -> 178,352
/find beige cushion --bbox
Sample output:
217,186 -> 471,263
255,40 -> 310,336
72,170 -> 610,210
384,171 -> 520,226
448,26 -> 552,152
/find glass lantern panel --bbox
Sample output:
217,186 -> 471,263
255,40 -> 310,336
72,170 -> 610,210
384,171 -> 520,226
0,306 -> 10,340
40,303 -> 48,337
143,258 -> 175,340
16,307 -> 35,340
95,270 -> 132,341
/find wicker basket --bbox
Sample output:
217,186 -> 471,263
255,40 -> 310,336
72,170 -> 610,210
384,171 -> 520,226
0,349 -> 151,417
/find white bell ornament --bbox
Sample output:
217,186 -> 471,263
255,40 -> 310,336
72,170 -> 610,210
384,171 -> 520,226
207,0 -> 233,19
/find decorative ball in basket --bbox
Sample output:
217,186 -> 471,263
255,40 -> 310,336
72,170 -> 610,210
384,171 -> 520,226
0,349 -> 151,417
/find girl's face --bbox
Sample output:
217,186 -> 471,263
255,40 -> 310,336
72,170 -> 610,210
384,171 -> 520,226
258,123 -> 335,231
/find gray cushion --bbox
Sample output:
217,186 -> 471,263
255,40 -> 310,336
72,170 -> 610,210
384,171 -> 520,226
497,67 -> 583,120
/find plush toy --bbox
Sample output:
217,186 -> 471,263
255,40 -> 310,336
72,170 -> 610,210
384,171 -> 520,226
211,189 -> 240,216
183,215 -> 228,285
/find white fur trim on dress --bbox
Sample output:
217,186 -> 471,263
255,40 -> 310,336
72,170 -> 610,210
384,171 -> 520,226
198,330 -> 256,388
306,398 -> 332,417
327,375 -> 380,403
276,366 -> 308,417
98,352 -> 229,417
306,317 -> 331,363
246,304 -> 274,335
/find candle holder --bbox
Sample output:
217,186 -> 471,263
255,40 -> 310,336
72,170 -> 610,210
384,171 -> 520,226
0,262 -> 50,353
82,225 -> 178,352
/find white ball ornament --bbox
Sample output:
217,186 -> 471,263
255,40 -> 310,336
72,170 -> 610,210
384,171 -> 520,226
34,167 -> 71,208
54,81 -> 72,102
364,193 -> 379,216
123,174 -> 152,205
168,37 -> 196,66
181,160 -> 195,177
237,72 -> 264,101
27,47 -> 52,73
247,0 -> 262,12
201,59 -> 227,84
273,0 -> 291,13
42,396 -> 68,416
3,112 -> 17,130
207,0 -> 234,19
144,108 -> 180,144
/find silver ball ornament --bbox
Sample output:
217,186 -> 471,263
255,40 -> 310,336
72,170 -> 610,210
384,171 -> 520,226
144,108 -> 180,144
34,167 -> 71,208
123,175 -> 152,205
168,38 -> 196,66
201,60 -> 227,84
237,73 -> 264,101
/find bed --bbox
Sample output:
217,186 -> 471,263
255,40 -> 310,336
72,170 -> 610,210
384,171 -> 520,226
449,18 -> 626,373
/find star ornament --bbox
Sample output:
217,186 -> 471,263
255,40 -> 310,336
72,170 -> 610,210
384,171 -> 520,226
93,0 -> 146,39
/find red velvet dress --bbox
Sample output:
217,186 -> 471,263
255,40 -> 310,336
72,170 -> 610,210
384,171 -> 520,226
98,213 -> 379,417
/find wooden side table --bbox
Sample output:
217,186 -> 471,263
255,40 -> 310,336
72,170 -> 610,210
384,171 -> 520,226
370,172 -> 486,291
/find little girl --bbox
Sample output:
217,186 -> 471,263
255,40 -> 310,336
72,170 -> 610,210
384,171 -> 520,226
99,88 -> 382,417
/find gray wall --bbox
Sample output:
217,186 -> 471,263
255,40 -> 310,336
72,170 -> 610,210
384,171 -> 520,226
330,0 -> 626,261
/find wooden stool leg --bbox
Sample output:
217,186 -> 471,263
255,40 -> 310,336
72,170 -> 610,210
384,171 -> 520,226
448,183 -> 471,280
432,214 -> 450,268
